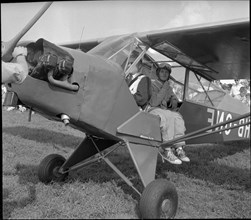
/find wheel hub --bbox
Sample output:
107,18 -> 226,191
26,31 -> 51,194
161,199 -> 171,213
52,166 -> 63,178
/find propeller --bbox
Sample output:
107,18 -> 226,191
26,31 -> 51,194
2,2 -> 53,62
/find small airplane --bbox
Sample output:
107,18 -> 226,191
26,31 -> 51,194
2,2 -> 250,219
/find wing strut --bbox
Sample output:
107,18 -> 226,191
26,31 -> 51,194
160,112 -> 250,149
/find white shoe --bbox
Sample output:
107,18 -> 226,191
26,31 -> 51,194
18,105 -> 26,112
176,146 -> 190,162
7,107 -> 15,111
160,148 -> 182,165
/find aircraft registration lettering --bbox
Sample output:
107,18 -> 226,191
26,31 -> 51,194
207,108 -> 250,138
206,108 -> 214,132
238,118 -> 250,138
224,113 -> 232,135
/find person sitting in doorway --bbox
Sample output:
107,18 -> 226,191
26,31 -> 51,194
148,63 -> 190,165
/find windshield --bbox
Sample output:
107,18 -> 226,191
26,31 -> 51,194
89,34 -> 153,78
88,34 -> 137,70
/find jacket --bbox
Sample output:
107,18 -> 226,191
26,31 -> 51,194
150,79 -> 178,109
128,73 -> 152,110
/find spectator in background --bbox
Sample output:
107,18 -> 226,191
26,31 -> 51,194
245,92 -> 250,106
220,83 -> 232,93
229,79 -> 242,98
2,84 -> 7,105
235,86 -> 248,104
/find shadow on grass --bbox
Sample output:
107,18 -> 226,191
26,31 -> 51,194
187,140 -> 250,160
68,140 -> 250,198
3,185 -> 36,219
3,126 -> 84,149
68,152 -> 144,202
9,137 -> 250,194
3,163 -> 40,218
14,163 -> 40,185
3,125 -> 250,196
3,142 -> 249,219
157,141 -> 250,191
3,162 -> 70,219
7,161 -> 142,217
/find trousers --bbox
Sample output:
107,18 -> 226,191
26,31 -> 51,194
149,108 -> 186,145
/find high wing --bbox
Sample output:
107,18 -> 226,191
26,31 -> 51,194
138,18 -> 249,81
62,18 -> 249,81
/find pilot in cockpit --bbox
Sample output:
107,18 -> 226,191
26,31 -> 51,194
126,57 -> 152,111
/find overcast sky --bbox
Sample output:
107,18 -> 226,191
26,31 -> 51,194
1,1 -> 249,44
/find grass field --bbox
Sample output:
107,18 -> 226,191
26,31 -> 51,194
2,109 -> 251,219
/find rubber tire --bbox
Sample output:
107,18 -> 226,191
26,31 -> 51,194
140,179 -> 178,219
38,154 -> 68,184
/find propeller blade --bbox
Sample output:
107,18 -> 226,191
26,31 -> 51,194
2,2 -> 53,62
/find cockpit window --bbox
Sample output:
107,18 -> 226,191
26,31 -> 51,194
187,71 -> 226,107
108,43 -> 135,71
88,34 -> 148,75
88,34 -> 136,61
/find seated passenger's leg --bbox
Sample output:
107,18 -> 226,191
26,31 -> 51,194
149,108 -> 182,164
149,108 -> 174,142
171,112 -> 190,162
172,111 -> 186,145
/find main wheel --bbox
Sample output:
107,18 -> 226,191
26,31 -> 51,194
139,179 -> 178,219
38,154 -> 68,184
